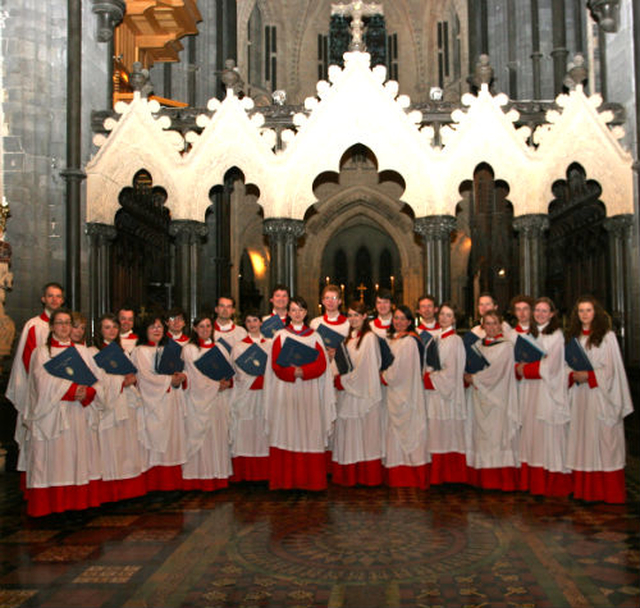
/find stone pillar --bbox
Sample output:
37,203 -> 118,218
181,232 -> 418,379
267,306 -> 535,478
169,220 -> 208,322
263,218 -> 305,297
604,214 -> 634,356
414,215 -> 456,305
551,0 -> 569,96
86,222 -> 117,333
513,214 -> 549,297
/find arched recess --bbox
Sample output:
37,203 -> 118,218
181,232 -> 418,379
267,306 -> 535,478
202,167 -> 264,313
299,188 -> 422,311
112,169 -> 173,311
455,163 -> 516,317
547,162 -> 607,316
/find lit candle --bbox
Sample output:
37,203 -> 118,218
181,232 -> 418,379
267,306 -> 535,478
390,275 -> 395,295
375,283 -> 379,292
325,276 -> 330,285
340,284 -> 345,300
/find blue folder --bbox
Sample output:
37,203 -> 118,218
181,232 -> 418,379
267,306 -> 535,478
44,346 -> 98,386
316,324 -> 345,350
419,330 -> 434,346
378,336 -> 395,372
514,335 -> 545,364
94,341 -> 137,375
234,342 -> 267,377
334,342 -> 354,375
216,337 -> 232,354
424,338 -> 441,371
276,337 -> 319,367
261,315 -> 285,339
155,339 -> 185,375
565,338 -> 594,372
194,345 -> 236,381
463,332 -> 489,374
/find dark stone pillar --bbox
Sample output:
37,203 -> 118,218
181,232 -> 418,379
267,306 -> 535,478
86,222 -> 117,333
169,220 -> 208,322
263,218 -> 305,297
604,214 -> 633,357
530,0 -> 542,99
513,214 -> 549,297
551,0 -> 569,96
414,215 -> 456,305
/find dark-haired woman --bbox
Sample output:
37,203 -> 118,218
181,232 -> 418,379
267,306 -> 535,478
422,303 -> 467,484
515,298 -> 571,497
181,314 -> 233,491
91,313 -> 147,503
331,301 -> 384,486
131,315 -> 187,492
264,296 -> 335,490
566,296 -> 633,503
24,309 -> 103,516
380,305 -> 429,489
464,311 -> 520,491
229,311 -> 271,482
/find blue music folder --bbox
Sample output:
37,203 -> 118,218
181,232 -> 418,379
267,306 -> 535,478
424,338 -> 441,371
316,324 -> 345,350
463,332 -> 489,374
94,341 -> 137,375
235,342 -> 267,377
419,330 -> 434,346
276,337 -> 319,367
216,337 -> 232,354
378,337 -> 395,372
194,346 -> 236,381
334,342 -> 354,375
44,346 -> 98,386
514,335 -> 545,364
261,315 -> 285,339
565,338 -> 594,372
155,339 -> 185,375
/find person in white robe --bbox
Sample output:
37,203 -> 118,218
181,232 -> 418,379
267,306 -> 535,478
6,282 -> 65,476
90,313 -> 147,503
464,311 -> 520,491
514,297 -> 571,497
565,296 -> 633,504
131,315 -> 188,492
310,284 -> 350,337
24,309 -> 104,517
229,311 -> 271,481
166,307 -> 190,346
416,295 -> 441,335
214,295 -> 247,349
381,305 -> 429,489
117,306 -> 139,355
470,292 -> 512,340
263,296 -> 336,490
331,301 -> 384,486
422,303 -> 467,484
370,289 -> 394,338
181,314 -> 233,491
262,283 -> 290,324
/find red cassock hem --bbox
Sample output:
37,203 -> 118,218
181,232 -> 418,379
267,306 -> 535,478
26,480 -> 102,517
99,475 -> 148,504
519,463 -> 572,497
466,466 -> 519,491
325,450 -> 333,475
331,459 -> 384,487
145,465 -> 184,492
571,469 -> 626,504
384,464 -> 430,489
268,447 -> 328,491
429,453 -> 468,485
182,477 -> 229,492
230,456 -> 270,482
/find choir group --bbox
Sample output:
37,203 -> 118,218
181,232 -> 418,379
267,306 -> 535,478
5,282 -> 634,517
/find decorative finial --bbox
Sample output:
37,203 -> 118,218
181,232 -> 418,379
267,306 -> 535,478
564,53 -> 588,90
471,54 -> 494,91
129,61 -> 153,98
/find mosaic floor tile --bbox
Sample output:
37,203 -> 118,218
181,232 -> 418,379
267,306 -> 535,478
0,589 -> 38,608
0,530 -> 58,543
86,515 -> 140,527
72,564 -> 141,584
32,545 -> 97,562
124,528 -> 180,541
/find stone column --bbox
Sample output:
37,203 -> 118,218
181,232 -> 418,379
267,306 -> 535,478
513,214 -> 549,297
263,218 -> 305,296
86,222 -> 117,333
169,220 -> 208,322
414,215 -> 456,305
604,214 -> 634,356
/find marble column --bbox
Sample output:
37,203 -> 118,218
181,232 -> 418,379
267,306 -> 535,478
86,222 -> 117,333
263,218 -> 305,296
513,214 -> 549,297
414,215 -> 456,305
604,214 -> 634,356
169,220 -> 208,322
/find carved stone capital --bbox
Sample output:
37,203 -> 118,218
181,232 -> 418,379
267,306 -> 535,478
587,0 -> 620,33
169,220 -> 208,243
414,215 -> 456,239
513,214 -> 549,237
86,222 -> 117,242
263,218 -> 305,241
92,0 -> 126,42
604,214 -> 634,238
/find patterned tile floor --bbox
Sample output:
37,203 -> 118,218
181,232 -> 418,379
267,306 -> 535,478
0,462 -> 638,608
